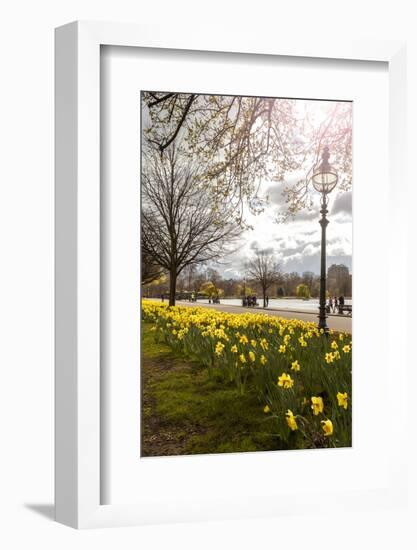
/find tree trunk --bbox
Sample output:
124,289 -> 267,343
262,288 -> 266,308
169,268 -> 177,306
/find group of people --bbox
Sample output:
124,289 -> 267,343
242,295 -> 258,307
327,295 -> 345,313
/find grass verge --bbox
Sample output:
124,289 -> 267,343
141,322 -> 291,456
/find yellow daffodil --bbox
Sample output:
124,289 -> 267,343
331,340 -> 338,350
278,373 -> 294,389
239,335 -> 248,345
286,409 -> 298,431
249,351 -> 256,362
311,396 -> 324,415
239,353 -> 246,364
321,419 -> 333,436
260,355 -> 267,365
298,336 -> 307,347
215,341 -> 225,356
263,405 -> 271,413
336,391 -> 348,409
291,360 -> 301,371
325,352 -> 334,364
278,344 -> 286,354
214,328 -> 227,340
260,338 -> 269,350
250,339 -> 257,348
230,344 -> 238,353
342,345 -> 351,353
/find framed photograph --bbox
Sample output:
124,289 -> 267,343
139,92 -> 353,459
55,21 -> 407,528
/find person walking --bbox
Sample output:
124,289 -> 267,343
328,297 -> 333,314
333,296 -> 338,313
266,295 -> 269,307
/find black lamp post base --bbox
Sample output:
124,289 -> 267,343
318,304 -> 329,333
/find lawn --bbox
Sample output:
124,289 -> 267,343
141,322 -> 288,456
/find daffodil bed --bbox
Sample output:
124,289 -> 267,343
141,323 -> 281,455
142,300 -> 352,451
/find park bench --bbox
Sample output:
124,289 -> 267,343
338,304 -> 352,316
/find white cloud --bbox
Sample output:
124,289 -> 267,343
331,191 -> 352,216
209,171 -> 351,277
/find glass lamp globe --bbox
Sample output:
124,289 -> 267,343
311,146 -> 338,194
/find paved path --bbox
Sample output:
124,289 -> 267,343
174,300 -> 352,333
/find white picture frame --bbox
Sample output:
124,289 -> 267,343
55,20 -> 407,529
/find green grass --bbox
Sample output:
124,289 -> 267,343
141,323 -> 291,456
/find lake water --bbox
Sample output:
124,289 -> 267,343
191,297 -> 352,312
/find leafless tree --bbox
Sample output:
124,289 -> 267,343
141,145 -> 242,306
246,250 -> 281,307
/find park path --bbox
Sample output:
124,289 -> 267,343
174,300 -> 352,333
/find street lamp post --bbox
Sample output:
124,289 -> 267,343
311,146 -> 338,333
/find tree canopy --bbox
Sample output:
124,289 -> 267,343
296,283 -> 310,300
142,92 -> 352,222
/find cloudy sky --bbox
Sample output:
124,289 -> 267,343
205,98 -> 352,279
214,180 -> 352,279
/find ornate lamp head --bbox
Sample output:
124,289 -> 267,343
311,146 -> 338,194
